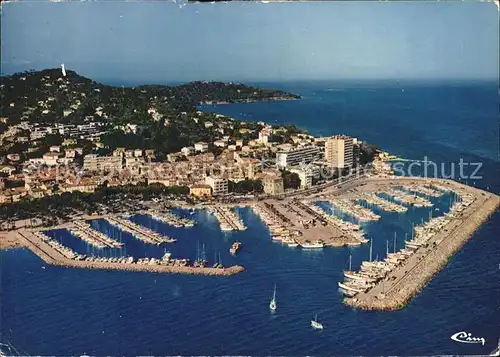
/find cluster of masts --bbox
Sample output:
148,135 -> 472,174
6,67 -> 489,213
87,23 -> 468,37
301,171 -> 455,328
70,220 -> 124,249
338,235 -> 414,296
383,188 -> 433,207
86,256 -> 135,264
193,241 -> 208,268
360,193 -> 408,213
328,198 -> 381,222
105,216 -> 175,245
36,231 -> 86,260
405,185 -> 443,198
251,204 -> 301,246
305,203 -> 367,244
208,206 -> 247,231
149,210 -> 195,228
338,191 -> 474,297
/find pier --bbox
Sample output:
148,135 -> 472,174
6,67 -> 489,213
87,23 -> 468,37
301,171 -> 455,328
327,198 -> 381,221
70,220 -> 124,248
105,216 -> 175,245
404,184 -> 443,198
381,188 -> 434,207
342,182 -> 499,311
148,210 -> 195,228
252,199 -> 365,247
360,193 -> 408,213
15,229 -> 245,276
208,206 -> 247,231
299,201 -> 368,245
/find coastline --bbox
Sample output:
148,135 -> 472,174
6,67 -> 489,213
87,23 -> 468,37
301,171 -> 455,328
0,231 -> 25,250
344,181 -> 499,311
199,96 -> 300,106
13,229 -> 245,277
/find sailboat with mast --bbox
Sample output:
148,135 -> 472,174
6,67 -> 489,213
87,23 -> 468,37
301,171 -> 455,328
194,241 -> 208,267
269,284 -> 277,312
311,314 -> 324,330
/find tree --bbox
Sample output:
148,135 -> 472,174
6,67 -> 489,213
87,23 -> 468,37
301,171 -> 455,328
228,179 -> 263,194
359,143 -> 379,165
281,171 -> 300,190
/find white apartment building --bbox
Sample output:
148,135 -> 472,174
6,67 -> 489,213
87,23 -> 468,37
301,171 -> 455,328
213,140 -> 228,148
181,146 -> 195,156
194,142 -> 209,153
258,127 -> 272,144
324,135 -> 354,168
83,154 -> 123,172
276,146 -> 319,169
289,165 -> 320,189
205,176 -> 228,196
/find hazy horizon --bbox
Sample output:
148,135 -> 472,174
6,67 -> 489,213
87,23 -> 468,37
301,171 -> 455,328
1,1 -> 498,83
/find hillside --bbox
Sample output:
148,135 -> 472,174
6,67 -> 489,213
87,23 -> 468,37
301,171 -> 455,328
0,69 -> 300,157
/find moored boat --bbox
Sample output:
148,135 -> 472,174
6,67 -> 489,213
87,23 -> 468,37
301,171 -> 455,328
300,240 -> 324,249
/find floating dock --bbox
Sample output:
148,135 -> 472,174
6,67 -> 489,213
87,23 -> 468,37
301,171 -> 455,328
328,198 -> 381,221
360,193 -> 408,213
343,181 -> 499,311
148,210 -> 195,228
208,206 -> 247,231
70,220 -> 124,248
105,216 -> 175,245
382,188 -> 434,207
16,229 -> 245,276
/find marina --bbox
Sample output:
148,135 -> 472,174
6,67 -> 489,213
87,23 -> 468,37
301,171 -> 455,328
327,198 -> 381,221
1,176 -> 497,297
404,185 -> 443,198
148,210 -> 195,228
208,206 -> 247,231
105,216 -> 176,245
341,180 -> 499,310
69,220 -> 124,249
15,229 -> 245,276
359,193 -> 408,213
380,187 -> 434,207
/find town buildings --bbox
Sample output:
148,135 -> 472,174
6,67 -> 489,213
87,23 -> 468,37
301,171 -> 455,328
83,154 -> 123,172
190,184 -> 212,198
194,142 -> 209,153
276,146 -> 319,169
205,176 -> 229,196
324,135 -> 354,168
263,175 -> 285,195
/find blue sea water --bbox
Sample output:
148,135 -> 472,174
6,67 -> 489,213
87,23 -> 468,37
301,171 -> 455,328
2,81 -> 499,356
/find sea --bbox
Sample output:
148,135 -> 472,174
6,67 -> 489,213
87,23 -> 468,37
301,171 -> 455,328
1,81 -> 499,356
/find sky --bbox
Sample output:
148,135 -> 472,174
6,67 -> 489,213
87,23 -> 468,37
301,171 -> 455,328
1,1 -> 499,83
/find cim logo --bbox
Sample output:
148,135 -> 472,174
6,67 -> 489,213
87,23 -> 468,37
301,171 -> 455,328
451,331 -> 486,346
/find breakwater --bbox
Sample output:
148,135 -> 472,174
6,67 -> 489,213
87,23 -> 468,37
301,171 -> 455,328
345,190 -> 499,311
16,230 -> 245,276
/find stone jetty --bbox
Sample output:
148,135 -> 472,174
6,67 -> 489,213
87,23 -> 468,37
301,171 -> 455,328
16,229 -> 245,276
344,184 -> 499,311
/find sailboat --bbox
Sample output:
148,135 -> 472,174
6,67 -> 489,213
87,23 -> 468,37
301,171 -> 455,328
311,314 -> 324,330
269,284 -> 277,312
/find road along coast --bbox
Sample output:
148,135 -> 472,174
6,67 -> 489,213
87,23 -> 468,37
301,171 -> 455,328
344,180 -> 499,311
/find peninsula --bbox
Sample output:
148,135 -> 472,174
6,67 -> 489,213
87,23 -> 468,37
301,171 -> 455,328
1,69 -> 498,297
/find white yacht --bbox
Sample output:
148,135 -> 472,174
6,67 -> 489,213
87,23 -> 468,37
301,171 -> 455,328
311,314 -> 324,330
300,241 -> 324,249
269,284 -> 277,312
